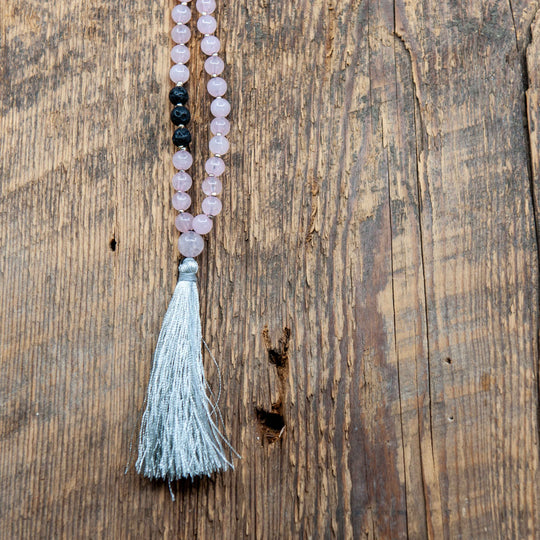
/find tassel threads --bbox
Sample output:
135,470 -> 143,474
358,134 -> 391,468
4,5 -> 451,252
136,258 -> 236,481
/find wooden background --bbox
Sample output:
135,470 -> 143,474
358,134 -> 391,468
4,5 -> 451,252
1,0 -> 540,538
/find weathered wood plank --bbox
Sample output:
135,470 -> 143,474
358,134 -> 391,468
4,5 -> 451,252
394,1 -> 540,537
0,0 -> 539,538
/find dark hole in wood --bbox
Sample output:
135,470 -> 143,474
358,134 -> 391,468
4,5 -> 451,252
109,237 -> 117,251
266,327 -> 290,368
445,357 -> 452,364
255,407 -> 285,444
268,348 -> 287,368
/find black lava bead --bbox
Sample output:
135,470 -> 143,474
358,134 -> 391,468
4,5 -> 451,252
172,127 -> 192,147
169,86 -> 188,105
170,106 -> 191,126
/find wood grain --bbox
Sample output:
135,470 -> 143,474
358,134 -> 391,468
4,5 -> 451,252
1,0 -> 539,538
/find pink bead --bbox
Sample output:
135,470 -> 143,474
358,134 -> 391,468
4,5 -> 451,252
211,97 -> 230,117
209,135 -> 229,155
173,150 -> 193,170
172,4 -> 191,23
192,214 -> 213,234
171,44 -> 190,64
210,117 -> 230,136
178,231 -> 204,257
207,77 -> 227,97
205,56 -> 224,76
197,15 -> 217,34
171,24 -> 191,44
202,196 -> 222,216
202,176 -> 223,195
201,35 -> 220,55
196,0 -> 216,14
172,191 -> 191,211
172,171 -> 192,191
170,64 -> 189,84
175,212 -> 194,232
205,156 -> 225,176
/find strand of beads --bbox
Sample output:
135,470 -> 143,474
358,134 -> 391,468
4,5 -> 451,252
169,0 -> 231,258
170,1 -> 194,252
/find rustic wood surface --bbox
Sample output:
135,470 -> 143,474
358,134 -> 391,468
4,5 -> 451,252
1,0 -> 540,538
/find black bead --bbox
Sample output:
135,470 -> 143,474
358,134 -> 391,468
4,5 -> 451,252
169,86 -> 188,105
170,106 -> 191,126
172,127 -> 192,147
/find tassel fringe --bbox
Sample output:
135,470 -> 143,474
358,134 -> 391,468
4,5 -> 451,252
136,258 -> 237,481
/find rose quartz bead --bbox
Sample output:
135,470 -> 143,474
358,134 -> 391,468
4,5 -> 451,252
170,64 -> 189,84
207,77 -> 227,97
205,156 -> 225,176
205,56 -> 224,76
202,176 -> 223,195
172,191 -> 191,211
192,214 -> 213,234
211,97 -> 230,117
197,15 -> 217,34
178,231 -> 204,257
175,212 -> 194,232
210,117 -> 230,136
172,171 -> 192,191
173,150 -> 193,170
202,196 -> 222,216
209,135 -> 229,155
196,0 -> 216,14
172,4 -> 191,23
201,35 -> 220,55
171,24 -> 191,44
171,44 -> 190,64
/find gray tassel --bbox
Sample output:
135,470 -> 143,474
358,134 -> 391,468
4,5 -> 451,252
136,257 -> 237,482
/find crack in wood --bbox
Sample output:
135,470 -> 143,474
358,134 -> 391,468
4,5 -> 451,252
255,326 -> 290,444
524,5 -> 540,471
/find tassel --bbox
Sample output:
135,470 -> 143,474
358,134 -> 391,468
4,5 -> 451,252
136,257 -> 236,481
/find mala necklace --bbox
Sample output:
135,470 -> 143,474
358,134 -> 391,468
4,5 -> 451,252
136,0 -> 237,483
